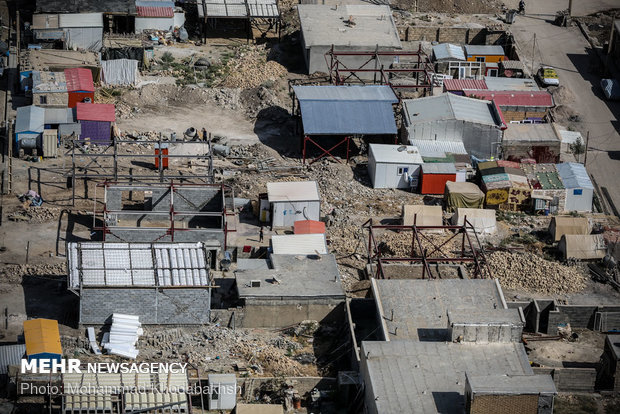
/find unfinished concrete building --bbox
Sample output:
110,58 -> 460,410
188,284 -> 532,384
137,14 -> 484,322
68,242 -> 213,325
235,254 -> 345,328
98,182 -> 233,258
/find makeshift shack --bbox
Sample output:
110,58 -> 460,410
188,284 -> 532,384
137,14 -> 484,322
480,171 -> 531,211
521,163 -> 565,213
31,71 -> 68,107
368,143 -> 423,189
557,162 -> 594,213
15,106 -> 45,153
548,216 -> 589,242
419,163 -> 457,195
451,208 -> 497,235
23,319 -> 62,363
64,68 -> 95,108
402,205 -> 443,227
558,234 -> 606,261
267,181 -> 320,227
444,181 -> 485,213
76,102 -> 115,144
502,123 -> 561,163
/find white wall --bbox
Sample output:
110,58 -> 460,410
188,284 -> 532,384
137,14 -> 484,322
135,17 -> 174,33
564,187 -> 593,212
370,161 -> 421,189
272,200 -> 320,227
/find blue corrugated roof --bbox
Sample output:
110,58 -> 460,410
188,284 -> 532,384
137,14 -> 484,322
557,162 -> 593,190
16,105 -> 45,134
294,85 -> 397,135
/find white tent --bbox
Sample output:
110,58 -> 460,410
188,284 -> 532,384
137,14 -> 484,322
451,208 -> 497,235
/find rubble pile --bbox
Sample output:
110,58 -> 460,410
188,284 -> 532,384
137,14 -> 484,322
377,230 -> 462,257
221,46 -> 288,89
487,251 -> 587,294
0,263 -> 67,284
8,206 -> 61,223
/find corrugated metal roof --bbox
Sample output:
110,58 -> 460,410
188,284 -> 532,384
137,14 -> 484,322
267,181 -> 320,202
36,0 -> 136,14
76,102 -> 116,122
432,43 -> 465,61
136,6 -> 174,17
16,105 -> 45,133
58,13 -> 103,28
408,140 -> 467,158
271,234 -> 328,255
293,85 -> 397,102
44,107 -> 74,124
0,344 -> 26,375
503,123 -> 560,143
464,45 -> 505,56
464,90 -> 553,107
294,220 -> 326,234
369,143 -> 423,164
300,100 -> 397,135
483,77 -> 540,91
67,242 -> 211,288
557,162 -> 593,189
248,0 -> 279,18
200,0 -> 278,18
403,93 -> 500,127
64,68 -> 94,92
24,319 -> 62,357
422,163 -> 457,174
443,78 -> 488,92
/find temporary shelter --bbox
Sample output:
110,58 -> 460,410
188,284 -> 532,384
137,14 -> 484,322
557,163 -> 594,213
76,102 -> 115,144
15,106 -> 45,148
267,181 -> 320,227
23,319 -> 62,363
64,68 -> 95,108
451,208 -> 497,235
444,181 -> 485,212
294,220 -> 326,234
419,163 -> 457,195
548,216 -> 589,242
558,235 -> 606,261
368,144 -> 423,189
402,205 -> 443,227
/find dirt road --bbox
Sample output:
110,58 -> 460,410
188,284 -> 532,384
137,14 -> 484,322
509,0 -> 620,214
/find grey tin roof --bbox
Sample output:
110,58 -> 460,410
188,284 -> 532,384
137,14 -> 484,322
409,140 -> 468,157
198,0 -> 279,18
0,344 -> 26,375
403,93 -> 500,127
557,162 -> 593,190
421,162 -> 457,174
464,45 -> 504,56
294,85 -> 398,135
502,123 -> 560,143
432,43 -> 465,61
235,254 -> 345,299
467,374 -> 556,395
483,76 -> 540,91
16,105 -> 46,134
361,340 -> 534,414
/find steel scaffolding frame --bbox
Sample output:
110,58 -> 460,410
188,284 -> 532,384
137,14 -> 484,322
363,216 -> 493,280
325,44 -> 435,92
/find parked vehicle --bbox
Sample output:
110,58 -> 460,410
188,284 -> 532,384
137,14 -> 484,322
537,67 -> 559,86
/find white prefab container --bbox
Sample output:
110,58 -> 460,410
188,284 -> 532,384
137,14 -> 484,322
267,181 -> 320,227
368,143 -> 423,189
557,162 -> 594,213
208,374 -> 237,410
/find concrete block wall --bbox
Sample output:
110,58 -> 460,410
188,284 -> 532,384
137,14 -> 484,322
533,367 -> 597,392
241,300 -> 344,328
79,288 -> 211,325
469,394 -> 540,414
450,323 -> 522,343
502,110 -> 547,123
107,227 -> 225,247
397,26 -> 487,44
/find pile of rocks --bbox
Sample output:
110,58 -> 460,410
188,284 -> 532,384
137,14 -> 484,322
221,46 -> 288,89
487,251 -> 587,294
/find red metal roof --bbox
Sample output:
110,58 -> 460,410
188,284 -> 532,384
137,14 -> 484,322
64,68 -> 94,93
294,220 -> 326,235
443,79 -> 488,92
136,6 -> 174,18
76,103 -> 116,122
464,90 -> 554,107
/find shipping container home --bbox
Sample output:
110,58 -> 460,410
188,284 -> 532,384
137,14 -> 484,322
401,93 -> 505,160
64,68 -> 95,108
23,319 -> 62,363
267,181 -> 321,227
207,374 -> 237,410
76,102 -> 116,144
464,45 -> 505,64
557,162 -> 594,213
501,123 -> 561,163
419,163 -> 457,194
15,105 -> 45,154
368,144 -> 423,189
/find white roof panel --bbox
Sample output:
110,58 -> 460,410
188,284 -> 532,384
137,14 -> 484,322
58,13 -> 103,28
271,234 -> 327,255
369,143 -> 423,164
267,181 -> 320,202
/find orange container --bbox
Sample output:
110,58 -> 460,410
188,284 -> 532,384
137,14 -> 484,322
155,148 -> 169,169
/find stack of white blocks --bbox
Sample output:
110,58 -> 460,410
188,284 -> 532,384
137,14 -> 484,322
102,314 -> 143,359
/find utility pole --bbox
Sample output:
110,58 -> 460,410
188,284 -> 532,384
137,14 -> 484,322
531,33 -> 536,75
584,131 -> 590,166
568,0 -> 573,17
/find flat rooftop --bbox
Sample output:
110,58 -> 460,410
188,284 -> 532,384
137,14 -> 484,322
361,340 -> 534,414
25,49 -> 100,71
372,279 -> 507,341
235,254 -> 345,300
503,123 -> 560,143
298,4 -> 401,48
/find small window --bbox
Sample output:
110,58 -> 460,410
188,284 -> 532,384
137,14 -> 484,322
397,167 -> 409,175
573,189 -> 583,195
476,56 -> 486,62
39,96 -> 47,104
212,388 -> 219,400
488,69 -> 498,77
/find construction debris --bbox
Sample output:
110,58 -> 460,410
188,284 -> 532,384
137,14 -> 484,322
487,251 -> 587,294
102,314 -> 143,359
